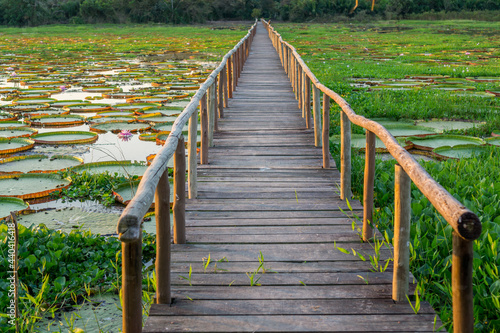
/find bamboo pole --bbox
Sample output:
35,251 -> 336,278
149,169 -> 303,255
305,75 -> 311,129
232,52 -> 237,92
222,65 -> 228,108
218,72 -> 224,119
363,130 -> 375,241
208,83 -> 215,147
298,66 -> 303,112
322,94 -> 330,169
392,164 -> 411,301
188,111 -> 197,199
227,57 -> 233,99
452,234 -> 474,333
340,110 -> 351,200
214,75 -> 219,131
200,94 -> 209,164
155,170 -> 171,304
122,237 -> 143,333
173,136 -> 186,244
312,85 -> 322,147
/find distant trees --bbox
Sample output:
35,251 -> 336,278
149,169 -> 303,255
0,0 -> 499,26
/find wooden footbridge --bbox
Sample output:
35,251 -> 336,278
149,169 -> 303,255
117,21 -> 481,332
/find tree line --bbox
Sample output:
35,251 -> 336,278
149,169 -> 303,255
0,0 -> 499,26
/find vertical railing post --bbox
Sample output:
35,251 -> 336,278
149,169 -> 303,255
322,94 -> 330,169
208,82 -> 216,147
155,169 -> 171,304
340,110 -> 351,200
227,57 -> 233,99
305,75 -> 311,129
188,110 -> 198,199
392,164 -> 411,301
312,85 -> 322,147
452,234 -> 474,333
200,93 -> 209,164
363,130 -> 375,241
173,136 -> 186,244
214,75 -> 219,131
122,238 -> 143,333
232,52 -> 237,92
298,67 -> 303,111
222,64 -> 228,108
218,72 -> 224,119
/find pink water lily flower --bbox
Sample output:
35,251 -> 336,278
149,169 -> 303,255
59,85 -> 67,91
10,71 -> 17,77
118,130 -> 133,141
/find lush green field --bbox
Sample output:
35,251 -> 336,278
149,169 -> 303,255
275,21 -> 499,332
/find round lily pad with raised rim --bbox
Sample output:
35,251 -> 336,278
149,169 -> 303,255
485,137 -> 500,146
0,127 -> 37,139
112,103 -> 161,112
137,113 -> 178,123
113,179 -> 173,207
0,137 -> 34,155
70,160 -> 148,178
0,173 -> 71,199
407,135 -> 485,151
139,106 -> 185,116
96,110 -> 136,117
492,130 -> 500,137
0,112 -> 17,122
0,121 -> 26,128
0,197 -> 29,219
27,114 -> 86,127
384,124 -> 437,137
87,115 -> 136,123
433,144 -> 490,160
465,77 -> 500,83
2,103 -> 50,112
50,100 -> 90,108
101,92 -> 145,99
63,103 -> 112,112
82,86 -> 120,93
139,133 -> 156,141
90,121 -> 151,134
31,131 -> 98,145
416,120 -> 484,133
126,96 -> 170,104
0,155 -> 83,174
332,134 -> 411,152
485,90 -> 500,96
12,98 -> 56,104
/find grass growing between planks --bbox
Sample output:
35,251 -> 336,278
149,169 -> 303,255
275,21 -> 500,332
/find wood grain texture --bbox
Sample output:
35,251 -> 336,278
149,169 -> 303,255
144,21 -> 442,333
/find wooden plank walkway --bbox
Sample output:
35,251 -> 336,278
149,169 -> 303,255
144,22 -> 440,332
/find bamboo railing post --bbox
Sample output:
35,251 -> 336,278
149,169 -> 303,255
122,238 -> 143,333
392,164 -> 411,301
218,72 -> 224,118
305,75 -> 311,129
223,65 -> 228,108
155,169 -> 171,305
227,57 -> 233,99
208,83 -> 216,147
232,52 -> 237,92
173,136 -> 186,244
188,111 -> 198,199
312,85 -> 322,147
340,110 -> 351,200
214,75 -> 219,131
322,94 -> 330,169
298,67 -> 303,112
200,93 -> 209,164
363,130 -> 375,241
452,234 -> 474,333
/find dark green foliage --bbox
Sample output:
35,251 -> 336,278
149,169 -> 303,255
0,224 -> 157,330
1,0 -> 500,26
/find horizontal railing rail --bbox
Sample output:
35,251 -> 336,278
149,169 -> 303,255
262,19 -> 481,333
116,21 -> 257,333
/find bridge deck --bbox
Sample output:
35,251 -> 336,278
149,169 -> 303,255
144,23 -> 440,332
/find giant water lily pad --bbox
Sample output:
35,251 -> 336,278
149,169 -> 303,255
0,112 -> 17,121
0,173 -> 71,199
0,127 -> 37,139
17,206 -> 120,235
140,106 -> 184,116
112,103 -> 161,111
384,124 -> 437,137
333,134 -> 410,152
0,155 -> 83,174
27,114 -> 85,127
32,131 -> 98,145
63,103 -> 112,112
0,137 -> 34,155
13,97 -> 56,104
2,103 -> 50,112
90,121 -> 151,133
0,121 -> 26,128
485,137 -> 500,146
407,135 -> 485,151
137,113 -> 178,123
88,115 -> 136,123
433,144 -> 490,160
113,180 -> 173,206
50,100 -> 90,108
0,197 -> 29,219
416,120 -> 483,133
70,161 -> 148,178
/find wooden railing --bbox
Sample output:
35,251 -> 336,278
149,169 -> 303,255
116,21 -> 257,333
262,20 -> 481,333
